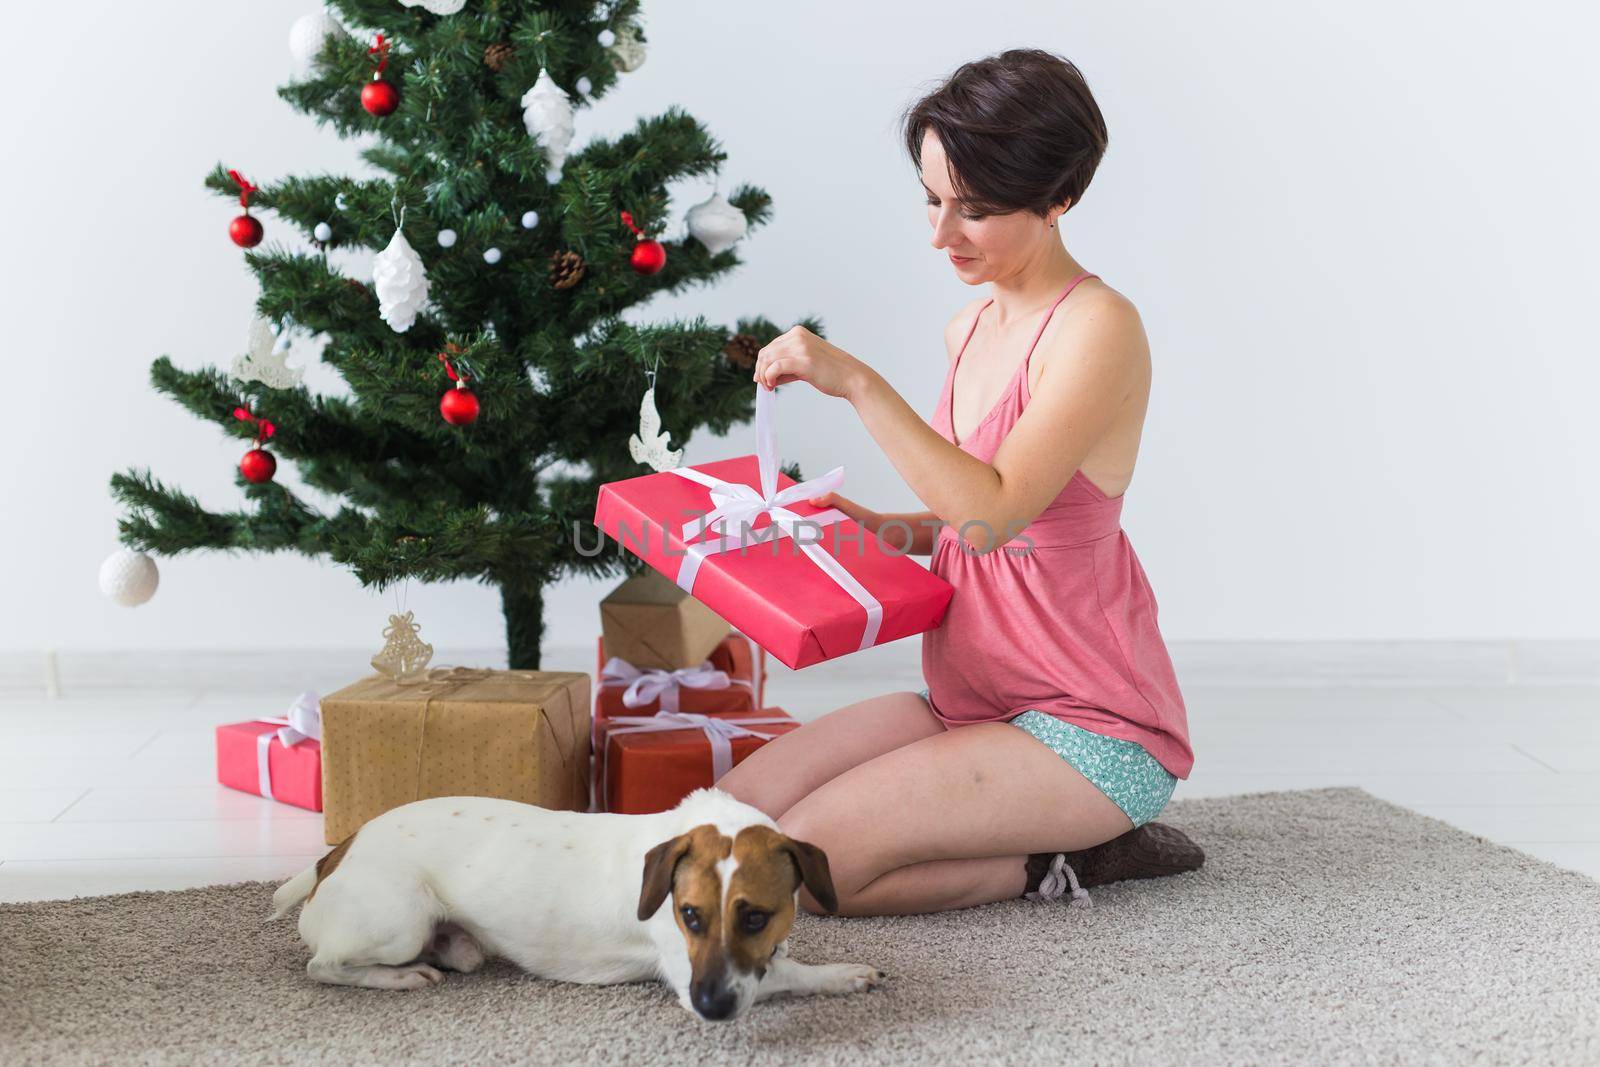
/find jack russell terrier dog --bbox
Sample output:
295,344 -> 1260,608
269,787 -> 886,1021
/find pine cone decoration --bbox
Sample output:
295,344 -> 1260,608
723,333 -> 761,370
484,42 -> 515,72
549,249 -> 587,290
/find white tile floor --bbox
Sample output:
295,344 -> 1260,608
1,650 -> 1596,902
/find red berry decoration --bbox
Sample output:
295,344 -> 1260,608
233,406 -> 278,483
227,170 -> 263,248
240,448 -> 278,483
363,35 -> 399,117
620,210 -> 666,275
437,349 -> 480,426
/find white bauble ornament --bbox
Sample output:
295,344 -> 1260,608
521,70 -> 575,174
685,192 -> 747,255
399,0 -> 467,13
575,76 -> 592,95
436,228 -> 458,248
313,221 -> 332,242
483,247 -> 502,264
628,386 -> 682,471
372,228 -> 430,333
233,315 -> 306,389
99,549 -> 159,607
521,210 -> 539,229
288,10 -> 346,65
545,167 -> 563,184
334,191 -> 349,211
607,23 -> 646,72
597,28 -> 616,47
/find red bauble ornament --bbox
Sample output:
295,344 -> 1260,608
630,238 -> 666,275
362,79 -> 399,116
440,383 -> 480,426
619,210 -> 667,275
240,448 -> 277,483
229,214 -> 264,248
226,169 -> 263,247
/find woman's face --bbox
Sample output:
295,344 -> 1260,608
920,130 -> 1059,284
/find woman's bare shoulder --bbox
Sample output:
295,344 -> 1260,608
942,296 -> 991,363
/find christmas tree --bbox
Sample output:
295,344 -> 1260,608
108,1 -> 818,669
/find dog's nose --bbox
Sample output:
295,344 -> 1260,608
691,982 -> 738,1021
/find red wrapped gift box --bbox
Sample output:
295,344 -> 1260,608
593,387 -> 953,670
596,707 -> 800,815
594,631 -> 764,723
215,721 -> 323,812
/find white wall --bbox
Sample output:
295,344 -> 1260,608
3,0 -> 1595,654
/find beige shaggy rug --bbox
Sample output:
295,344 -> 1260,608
3,788 -> 1597,1066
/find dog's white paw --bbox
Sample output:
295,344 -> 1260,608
392,963 -> 444,990
817,962 -> 887,995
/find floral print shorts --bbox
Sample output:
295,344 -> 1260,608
918,690 -> 1177,828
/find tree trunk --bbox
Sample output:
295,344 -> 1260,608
501,583 -> 545,670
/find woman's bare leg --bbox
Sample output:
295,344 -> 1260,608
715,690 -> 945,820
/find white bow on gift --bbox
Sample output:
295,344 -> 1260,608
253,691 -> 321,801
666,385 -> 884,653
599,657 -> 737,714
600,710 -> 794,811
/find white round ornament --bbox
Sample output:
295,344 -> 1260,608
334,191 -> 349,211
313,221 -> 333,242
483,247 -> 502,264
436,228 -> 458,248
545,168 -> 563,184
597,29 -> 616,47
521,70 -> 575,174
521,210 -> 539,229
685,191 -> 747,255
608,24 -> 646,72
99,549 -> 159,607
288,10 -> 347,65
372,228 -> 430,333
576,76 -> 592,95
399,0 -> 468,13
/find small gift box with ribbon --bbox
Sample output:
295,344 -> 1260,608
214,692 -> 324,812
594,631 -> 764,727
319,667 -> 590,844
596,707 -> 801,815
600,570 -> 732,671
593,385 -> 955,670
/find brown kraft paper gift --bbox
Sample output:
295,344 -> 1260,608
599,570 -> 731,671
320,668 -> 591,844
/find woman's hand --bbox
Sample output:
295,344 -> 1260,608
752,326 -> 874,400
806,490 -> 881,530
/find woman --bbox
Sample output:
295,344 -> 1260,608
716,49 -> 1202,916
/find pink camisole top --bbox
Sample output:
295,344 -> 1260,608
921,272 -> 1195,779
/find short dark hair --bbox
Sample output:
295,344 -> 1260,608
901,49 -> 1109,218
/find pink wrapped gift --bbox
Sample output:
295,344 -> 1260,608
214,692 -> 323,812
593,385 -> 953,669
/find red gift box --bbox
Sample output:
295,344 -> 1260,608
593,388 -> 954,670
215,721 -> 323,812
596,707 -> 800,815
594,631 -> 764,721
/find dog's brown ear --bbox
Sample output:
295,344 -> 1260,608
782,836 -> 838,914
637,833 -> 693,921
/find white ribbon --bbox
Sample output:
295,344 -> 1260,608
666,385 -> 884,652
253,691 -> 321,801
598,657 -> 743,714
600,710 -> 793,811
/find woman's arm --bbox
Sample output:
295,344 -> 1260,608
838,299 -> 1139,556
803,493 -> 943,556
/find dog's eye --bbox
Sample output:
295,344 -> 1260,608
679,905 -> 704,933
742,910 -> 769,934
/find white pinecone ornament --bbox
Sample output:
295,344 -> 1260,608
685,192 -> 747,255
373,228 -> 430,333
521,70 -> 575,177
99,549 -> 160,607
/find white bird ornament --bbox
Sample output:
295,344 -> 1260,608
628,386 -> 682,471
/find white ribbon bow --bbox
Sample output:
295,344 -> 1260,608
599,657 -> 736,714
600,710 -> 793,811
253,691 -> 321,801
666,385 -> 884,653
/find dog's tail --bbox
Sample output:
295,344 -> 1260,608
268,864 -> 318,922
